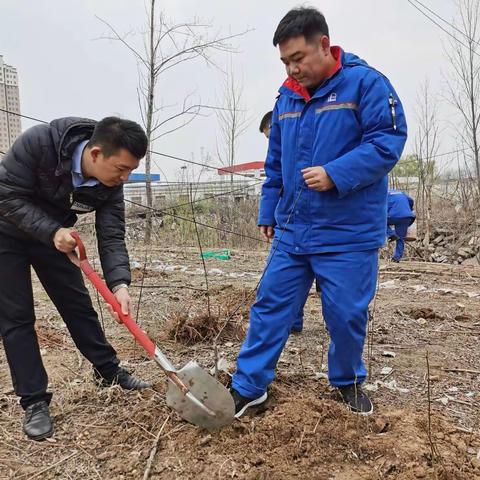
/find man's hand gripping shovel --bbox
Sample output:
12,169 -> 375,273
67,232 -> 235,429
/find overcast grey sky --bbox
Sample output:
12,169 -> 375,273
1,0 -> 459,180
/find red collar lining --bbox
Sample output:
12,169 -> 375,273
282,46 -> 342,101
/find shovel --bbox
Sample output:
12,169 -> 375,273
67,232 -> 235,429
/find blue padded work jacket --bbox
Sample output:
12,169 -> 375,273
259,47 -> 408,253
387,189 -> 415,220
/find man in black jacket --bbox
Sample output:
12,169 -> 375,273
0,116 -> 150,441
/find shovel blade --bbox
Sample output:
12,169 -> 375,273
166,360 -> 235,429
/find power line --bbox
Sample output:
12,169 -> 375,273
165,182 -> 262,210
398,147 -> 471,166
406,0 -> 480,57
0,107 -> 264,181
410,0 -> 480,48
149,149 -> 263,180
0,106 -> 473,175
125,198 -> 267,244
0,107 -> 48,124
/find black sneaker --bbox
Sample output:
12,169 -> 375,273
338,384 -> 373,416
230,388 -> 268,418
95,367 -> 151,390
23,401 -> 54,441
388,235 -> 400,242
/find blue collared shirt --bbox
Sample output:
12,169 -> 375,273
71,140 -> 99,188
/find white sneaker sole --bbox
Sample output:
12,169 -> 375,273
351,405 -> 374,416
234,392 -> 268,418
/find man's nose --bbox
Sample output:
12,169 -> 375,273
289,64 -> 300,76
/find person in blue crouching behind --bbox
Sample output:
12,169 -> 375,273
230,7 -> 407,418
260,110 -> 305,334
387,190 -> 416,262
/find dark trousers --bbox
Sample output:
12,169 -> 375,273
0,233 -> 119,409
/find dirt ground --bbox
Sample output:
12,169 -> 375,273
1,242 -> 479,480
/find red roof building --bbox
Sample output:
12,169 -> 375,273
217,161 -> 265,177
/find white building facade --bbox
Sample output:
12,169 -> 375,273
0,56 -> 22,155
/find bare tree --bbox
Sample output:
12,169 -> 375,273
414,80 -> 441,255
98,1 -> 248,242
445,0 -> 480,196
215,61 -> 252,187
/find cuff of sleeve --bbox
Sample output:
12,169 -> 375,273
111,283 -> 129,293
323,164 -> 352,199
258,199 -> 278,226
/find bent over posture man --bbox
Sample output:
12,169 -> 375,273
0,116 -> 150,440
231,7 -> 407,417
387,189 -> 416,262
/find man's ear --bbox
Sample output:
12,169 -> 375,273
320,35 -> 331,54
89,146 -> 102,163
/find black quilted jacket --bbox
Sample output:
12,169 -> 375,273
0,117 -> 130,289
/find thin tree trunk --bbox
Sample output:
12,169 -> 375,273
144,0 -> 156,244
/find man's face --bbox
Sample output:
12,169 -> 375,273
91,147 -> 140,187
262,126 -> 271,139
279,35 -> 331,89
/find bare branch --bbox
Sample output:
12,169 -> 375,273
96,15 -> 148,68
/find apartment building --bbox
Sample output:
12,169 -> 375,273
0,55 -> 22,155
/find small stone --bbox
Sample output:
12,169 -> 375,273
251,456 -> 265,466
199,434 -> 212,446
454,439 -> 467,452
380,367 -> 393,376
471,457 -> 480,468
448,386 -> 459,393
382,351 -> 396,358
373,418 -> 390,434
224,342 -> 234,348
96,451 -> 111,460
413,466 -> 427,478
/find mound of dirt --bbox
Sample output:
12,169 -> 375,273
151,380 -> 480,479
165,310 -> 245,345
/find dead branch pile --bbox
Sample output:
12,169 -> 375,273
165,310 -> 245,345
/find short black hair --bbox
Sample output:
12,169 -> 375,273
259,111 -> 273,133
273,7 -> 329,46
88,117 -> 148,159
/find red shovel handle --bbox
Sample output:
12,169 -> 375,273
69,232 -> 156,357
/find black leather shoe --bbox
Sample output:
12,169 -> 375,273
95,367 -> 151,390
23,401 -> 53,441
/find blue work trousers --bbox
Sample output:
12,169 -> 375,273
387,217 -> 412,261
232,248 -> 379,399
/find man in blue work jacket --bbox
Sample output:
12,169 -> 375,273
387,189 -> 416,262
231,7 -> 407,417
